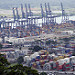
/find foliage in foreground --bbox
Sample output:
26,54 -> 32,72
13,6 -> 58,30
40,72 -> 47,75
0,54 -> 39,75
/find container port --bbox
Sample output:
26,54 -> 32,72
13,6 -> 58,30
0,3 -> 74,38
0,2 -> 75,75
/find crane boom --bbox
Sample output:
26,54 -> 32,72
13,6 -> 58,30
16,7 -> 20,19
45,3 -> 48,17
12,7 -> 16,20
48,3 -> 51,15
28,4 -> 33,16
40,4 -> 44,17
21,4 -> 25,18
25,4 -> 28,18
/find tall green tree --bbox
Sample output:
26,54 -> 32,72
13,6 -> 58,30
62,37 -> 71,48
72,48 -> 75,56
46,40 -> 57,45
17,56 -> 24,64
0,54 -> 10,66
0,54 -> 10,75
0,54 -> 39,75
8,64 -> 39,75
0,43 -> 2,49
40,72 -> 47,75
33,45 -> 42,52
63,38 -> 71,44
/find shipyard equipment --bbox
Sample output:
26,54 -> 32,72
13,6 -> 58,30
21,4 -> 25,18
40,4 -> 45,26
12,7 -> 16,21
40,4 -> 44,18
16,7 -> 20,19
61,2 -> 70,23
45,3 -> 48,18
25,4 -> 28,19
61,2 -> 66,23
0,3 -> 73,38
47,3 -> 51,16
28,4 -> 33,16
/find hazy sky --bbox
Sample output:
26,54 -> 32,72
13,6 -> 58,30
0,0 -> 75,9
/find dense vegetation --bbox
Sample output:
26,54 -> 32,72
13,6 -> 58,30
17,56 -> 24,64
0,54 -> 39,75
40,72 -> 47,75
29,45 -> 42,52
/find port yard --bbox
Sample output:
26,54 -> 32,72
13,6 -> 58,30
0,2 -> 75,38
0,2 -> 75,75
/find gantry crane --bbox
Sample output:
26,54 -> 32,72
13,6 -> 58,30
12,7 -> 16,21
61,2 -> 66,23
16,7 -> 20,19
28,4 -> 33,16
21,4 -> 25,18
47,3 -> 52,16
25,4 -> 28,19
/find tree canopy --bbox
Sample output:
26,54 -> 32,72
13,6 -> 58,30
72,48 -> 75,56
0,43 -> 2,49
33,45 -> 42,52
17,56 -> 24,64
0,54 -> 10,66
40,72 -> 47,75
0,54 -> 39,75
46,40 -> 57,45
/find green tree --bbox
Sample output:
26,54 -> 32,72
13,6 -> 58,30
7,69 -> 26,75
8,64 -> 39,75
17,56 -> 24,64
7,65 -> 27,75
19,46 -> 22,50
46,40 -> 51,45
62,37 -> 71,48
33,45 -> 42,52
25,69 -> 39,75
72,48 -> 75,56
29,47 -> 33,50
46,40 -> 57,45
0,65 -> 8,75
0,54 -> 10,66
0,54 -> 10,75
0,43 -> 2,49
0,54 -> 39,75
40,72 -> 47,75
63,38 -> 71,44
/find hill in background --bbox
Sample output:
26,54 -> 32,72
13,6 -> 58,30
0,0 -> 75,9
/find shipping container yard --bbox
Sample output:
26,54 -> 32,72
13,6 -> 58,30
0,3 -> 75,38
0,2 -> 75,75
